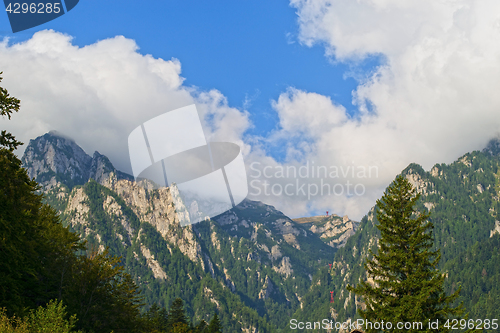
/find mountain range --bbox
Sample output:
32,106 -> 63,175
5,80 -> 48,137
21,131 -> 500,332
291,139 -> 500,332
21,131 -> 359,332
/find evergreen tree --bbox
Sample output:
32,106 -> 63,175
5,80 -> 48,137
63,247 -> 144,333
0,72 -> 144,332
168,298 -> 188,327
206,314 -> 222,333
347,175 -> 463,333
194,319 -> 208,332
0,73 -> 22,151
143,303 -> 169,332
0,74 -> 82,315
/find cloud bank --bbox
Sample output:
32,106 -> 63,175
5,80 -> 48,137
0,30 -> 250,178
2,0 -> 500,221
250,0 -> 500,218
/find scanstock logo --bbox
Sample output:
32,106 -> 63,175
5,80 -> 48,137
3,0 -> 79,33
128,104 -> 248,227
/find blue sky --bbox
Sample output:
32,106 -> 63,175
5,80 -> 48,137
1,0 -> 375,137
2,0 -> 500,219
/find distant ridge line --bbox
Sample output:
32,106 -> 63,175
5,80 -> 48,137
293,215 -> 338,224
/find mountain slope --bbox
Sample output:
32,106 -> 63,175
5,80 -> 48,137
27,131 -> 500,332
21,131 -> 344,332
291,138 -> 500,331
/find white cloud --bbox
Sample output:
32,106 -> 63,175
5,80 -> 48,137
3,0 -> 500,223
247,0 -> 500,218
0,30 -> 250,176
273,88 -> 347,135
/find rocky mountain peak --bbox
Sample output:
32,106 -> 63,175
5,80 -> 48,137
21,131 -> 132,189
483,137 -> 500,156
22,131 -> 92,187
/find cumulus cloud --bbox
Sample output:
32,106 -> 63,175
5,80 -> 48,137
0,30 -> 250,175
3,0 -> 500,222
246,0 -> 500,218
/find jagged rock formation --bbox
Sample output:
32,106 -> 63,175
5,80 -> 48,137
21,131 -> 350,332
293,214 -> 360,248
491,220 -> 500,237
141,245 -> 168,280
258,276 -> 276,300
22,131 -> 132,190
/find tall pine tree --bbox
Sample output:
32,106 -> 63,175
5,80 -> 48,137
168,298 -> 189,327
206,313 -> 222,333
348,175 -> 463,333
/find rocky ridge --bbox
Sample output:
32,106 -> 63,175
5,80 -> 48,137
293,214 -> 360,248
21,131 -> 347,332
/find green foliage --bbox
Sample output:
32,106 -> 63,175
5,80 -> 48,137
0,129 -> 144,331
0,73 -> 22,151
347,175 -> 462,333
0,300 -> 81,333
194,319 -> 207,332
137,299 -> 221,333
0,75 -> 161,333
62,247 -> 144,333
25,300 -> 80,333
0,73 -> 83,316
0,145 -> 42,313
310,150 -> 500,328
443,234 -> 500,321
0,137 -> 82,315
142,303 -> 168,333
206,313 -> 222,333
0,308 -> 29,333
168,298 -> 189,327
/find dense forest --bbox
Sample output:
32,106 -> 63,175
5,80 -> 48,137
3,69 -> 500,332
289,145 -> 500,332
0,76 -> 223,332
21,131 -> 335,331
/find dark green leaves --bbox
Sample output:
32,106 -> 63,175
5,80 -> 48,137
348,175 -> 462,333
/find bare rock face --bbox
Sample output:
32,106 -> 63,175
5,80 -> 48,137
22,132 -> 203,267
406,172 -> 428,195
273,218 -> 302,249
89,151 -> 131,185
103,195 -> 134,241
141,245 -> 168,280
491,220 -> 500,238
22,131 -> 92,187
65,187 -> 90,227
296,214 -> 360,248
22,131 -> 132,190
106,179 -> 203,264
270,245 -> 282,261
258,276 -> 276,300
273,256 -> 293,278
21,132 -> 348,329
